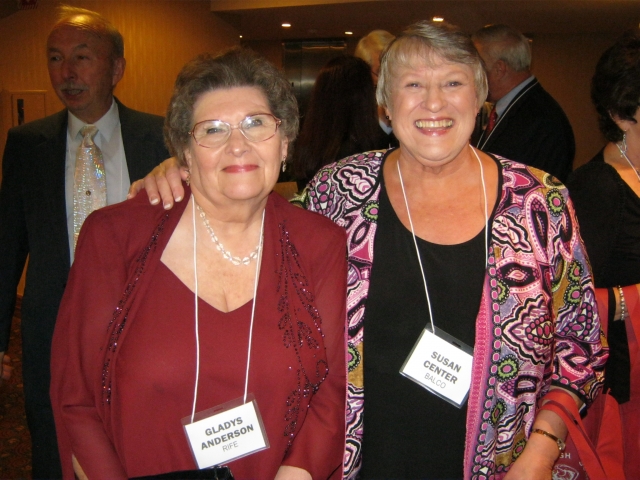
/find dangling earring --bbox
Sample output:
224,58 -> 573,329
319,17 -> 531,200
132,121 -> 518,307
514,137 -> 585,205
281,157 -> 287,173
622,132 -> 628,154
186,170 -> 191,186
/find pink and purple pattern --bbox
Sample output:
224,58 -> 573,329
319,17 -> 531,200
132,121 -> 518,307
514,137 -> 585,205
297,151 -> 607,479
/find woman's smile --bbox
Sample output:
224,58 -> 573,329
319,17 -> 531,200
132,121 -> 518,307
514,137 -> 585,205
414,118 -> 454,132
223,164 -> 259,174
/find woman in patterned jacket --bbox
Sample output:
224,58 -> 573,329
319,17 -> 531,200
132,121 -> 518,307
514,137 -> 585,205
131,21 -> 607,480
295,21 -> 606,479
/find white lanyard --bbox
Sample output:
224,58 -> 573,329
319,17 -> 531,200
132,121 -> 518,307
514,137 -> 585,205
189,195 -> 265,422
396,146 -> 489,334
397,146 -> 488,407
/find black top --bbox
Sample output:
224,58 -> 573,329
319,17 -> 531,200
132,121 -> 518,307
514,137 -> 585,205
567,149 -> 637,403
360,174 -> 489,479
567,150 -> 640,287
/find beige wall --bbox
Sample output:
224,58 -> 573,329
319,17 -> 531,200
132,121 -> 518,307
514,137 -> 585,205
244,39 -> 284,68
0,0 -> 240,160
531,33 -> 619,169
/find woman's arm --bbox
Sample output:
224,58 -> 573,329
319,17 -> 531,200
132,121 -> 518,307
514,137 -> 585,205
506,182 -> 607,479
549,191 -> 608,404
505,388 -> 580,480
608,284 -> 640,321
51,211 -> 132,479
275,466 -> 312,480
280,225 -> 348,479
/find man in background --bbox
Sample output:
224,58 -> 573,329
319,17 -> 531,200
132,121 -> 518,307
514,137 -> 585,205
472,24 -> 575,182
355,29 -> 398,149
0,6 -> 168,476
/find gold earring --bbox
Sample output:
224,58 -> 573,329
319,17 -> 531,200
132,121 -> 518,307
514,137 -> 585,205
186,170 -> 191,186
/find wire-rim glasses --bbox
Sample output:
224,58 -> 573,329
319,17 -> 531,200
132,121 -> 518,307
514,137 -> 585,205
189,113 -> 282,148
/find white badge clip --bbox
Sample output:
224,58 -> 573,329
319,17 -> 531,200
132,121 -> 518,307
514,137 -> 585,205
400,326 -> 474,408
183,394 -> 269,469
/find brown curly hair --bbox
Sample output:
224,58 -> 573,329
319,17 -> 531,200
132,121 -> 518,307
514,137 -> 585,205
165,48 -> 299,166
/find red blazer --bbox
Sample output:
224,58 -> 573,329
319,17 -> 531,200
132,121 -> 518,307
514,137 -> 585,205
51,189 -> 347,479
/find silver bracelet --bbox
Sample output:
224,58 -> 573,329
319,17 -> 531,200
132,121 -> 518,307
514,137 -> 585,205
618,285 -> 626,321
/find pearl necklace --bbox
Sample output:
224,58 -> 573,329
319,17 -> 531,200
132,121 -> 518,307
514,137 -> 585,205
196,204 -> 261,266
617,137 -> 640,182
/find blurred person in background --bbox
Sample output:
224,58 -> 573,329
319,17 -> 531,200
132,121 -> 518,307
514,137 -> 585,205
567,28 -> 640,479
355,29 -> 398,148
472,24 -> 575,182
291,55 -> 386,190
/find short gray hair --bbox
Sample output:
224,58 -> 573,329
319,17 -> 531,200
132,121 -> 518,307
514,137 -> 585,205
377,21 -> 488,109
354,30 -> 396,67
165,48 -> 299,166
53,5 -> 124,60
471,24 -> 531,72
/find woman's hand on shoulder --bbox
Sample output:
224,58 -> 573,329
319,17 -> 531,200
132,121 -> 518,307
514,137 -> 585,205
127,157 -> 187,209
274,465 -> 312,480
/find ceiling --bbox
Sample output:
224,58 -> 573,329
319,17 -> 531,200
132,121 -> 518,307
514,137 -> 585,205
1,0 -> 637,40
212,0 -> 640,41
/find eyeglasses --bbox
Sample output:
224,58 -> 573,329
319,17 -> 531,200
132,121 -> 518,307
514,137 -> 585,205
189,113 -> 282,148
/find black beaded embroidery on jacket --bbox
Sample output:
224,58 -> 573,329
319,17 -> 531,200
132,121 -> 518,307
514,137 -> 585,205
276,222 -> 328,449
101,214 -> 169,405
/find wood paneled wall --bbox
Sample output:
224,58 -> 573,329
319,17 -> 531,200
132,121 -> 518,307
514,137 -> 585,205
0,0 -> 240,161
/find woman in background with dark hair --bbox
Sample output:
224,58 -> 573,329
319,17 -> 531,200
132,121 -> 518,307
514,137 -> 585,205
567,28 -> 640,479
291,55 -> 386,189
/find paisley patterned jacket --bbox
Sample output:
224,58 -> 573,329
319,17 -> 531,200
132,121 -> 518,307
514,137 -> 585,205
294,150 -> 607,479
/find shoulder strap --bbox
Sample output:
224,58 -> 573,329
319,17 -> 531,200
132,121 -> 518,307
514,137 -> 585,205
539,390 -> 608,479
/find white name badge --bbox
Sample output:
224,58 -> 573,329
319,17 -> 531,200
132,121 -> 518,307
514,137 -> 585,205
182,395 -> 269,469
400,327 -> 474,408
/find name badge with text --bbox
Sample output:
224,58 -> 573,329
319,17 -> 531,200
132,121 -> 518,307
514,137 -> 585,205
182,395 -> 269,469
400,327 -> 473,408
